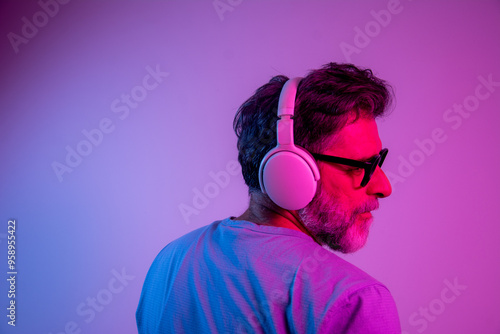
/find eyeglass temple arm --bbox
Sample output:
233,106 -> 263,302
310,153 -> 369,168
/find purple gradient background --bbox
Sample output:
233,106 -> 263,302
1,1 -> 499,333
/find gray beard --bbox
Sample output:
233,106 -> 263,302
297,183 -> 378,253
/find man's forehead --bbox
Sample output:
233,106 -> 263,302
322,118 -> 382,159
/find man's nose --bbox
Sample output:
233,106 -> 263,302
367,166 -> 392,198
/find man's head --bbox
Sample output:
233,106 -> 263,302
233,63 -> 393,253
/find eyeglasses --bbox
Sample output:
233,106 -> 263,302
310,148 -> 388,187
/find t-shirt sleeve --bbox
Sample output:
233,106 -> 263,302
321,284 -> 401,334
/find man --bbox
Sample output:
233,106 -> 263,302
136,63 -> 401,333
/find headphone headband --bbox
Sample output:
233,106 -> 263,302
277,77 -> 302,117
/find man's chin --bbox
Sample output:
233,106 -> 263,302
317,224 -> 370,254
345,214 -> 373,251
339,237 -> 368,253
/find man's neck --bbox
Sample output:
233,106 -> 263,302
234,193 -> 320,243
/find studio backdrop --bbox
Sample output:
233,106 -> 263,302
0,1 -> 499,333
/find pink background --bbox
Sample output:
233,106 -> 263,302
1,1 -> 499,333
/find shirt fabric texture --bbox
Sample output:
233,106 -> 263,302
136,218 -> 401,333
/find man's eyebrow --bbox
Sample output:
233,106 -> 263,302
356,151 -> 380,162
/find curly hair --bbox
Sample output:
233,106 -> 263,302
233,62 -> 394,193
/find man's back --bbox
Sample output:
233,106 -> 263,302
136,218 -> 400,333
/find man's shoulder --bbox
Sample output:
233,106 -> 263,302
155,217 -> 385,292
283,242 -> 398,331
286,239 -> 385,293
155,220 -> 221,257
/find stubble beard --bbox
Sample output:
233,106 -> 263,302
297,183 -> 379,253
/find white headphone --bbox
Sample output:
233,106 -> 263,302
258,77 -> 320,210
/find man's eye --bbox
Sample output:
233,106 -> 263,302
348,167 -> 363,173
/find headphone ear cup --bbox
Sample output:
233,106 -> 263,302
259,147 -> 319,210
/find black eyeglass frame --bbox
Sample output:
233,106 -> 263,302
311,148 -> 389,187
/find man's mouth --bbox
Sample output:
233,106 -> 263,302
359,212 -> 373,219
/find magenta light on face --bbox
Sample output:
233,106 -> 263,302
0,1 -> 499,333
